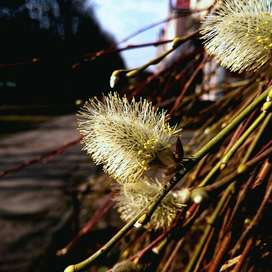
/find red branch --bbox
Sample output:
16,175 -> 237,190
57,194 -> 114,256
169,53 -> 207,116
0,136 -> 83,178
0,39 -> 174,69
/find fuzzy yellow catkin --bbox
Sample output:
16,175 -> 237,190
77,92 -> 181,183
201,0 -> 272,73
112,178 -> 187,231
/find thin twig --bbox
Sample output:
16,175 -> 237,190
0,136 -> 82,178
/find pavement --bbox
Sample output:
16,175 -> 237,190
0,113 -> 195,272
0,113 -> 97,272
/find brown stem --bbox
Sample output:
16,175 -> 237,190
208,230 -> 232,272
169,54 -> 207,116
193,228 -> 215,272
251,157 -> 272,189
232,237 -> 254,272
161,238 -> 184,272
231,165 -> 272,256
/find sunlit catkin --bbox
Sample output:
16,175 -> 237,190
201,0 -> 272,73
77,92 -> 181,183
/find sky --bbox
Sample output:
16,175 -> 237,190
89,0 -> 169,70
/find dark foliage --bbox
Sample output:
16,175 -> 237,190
0,0 -> 126,103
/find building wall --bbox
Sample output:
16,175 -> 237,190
156,0 -> 228,100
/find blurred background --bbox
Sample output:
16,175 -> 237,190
0,0 -> 126,104
0,0 -> 182,137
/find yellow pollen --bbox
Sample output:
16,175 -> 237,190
263,21 -> 270,25
138,150 -> 143,155
141,160 -> 146,165
145,154 -> 152,159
